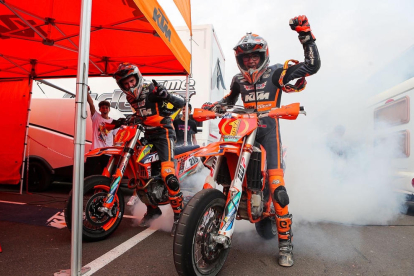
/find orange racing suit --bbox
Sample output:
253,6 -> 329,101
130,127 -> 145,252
216,40 -> 320,241
124,82 -> 185,214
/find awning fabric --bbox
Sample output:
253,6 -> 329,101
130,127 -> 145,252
173,0 -> 192,36
0,0 -> 191,80
0,0 -> 191,184
0,79 -> 31,184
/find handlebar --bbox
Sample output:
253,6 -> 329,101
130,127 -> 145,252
193,103 -> 306,122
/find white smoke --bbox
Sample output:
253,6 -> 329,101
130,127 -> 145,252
129,165 -> 211,233
283,99 -> 407,225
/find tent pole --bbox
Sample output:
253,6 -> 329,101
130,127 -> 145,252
19,78 -> 33,194
184,74 -> 189,146
71,0 -> 92,275
183,33 -> 193,146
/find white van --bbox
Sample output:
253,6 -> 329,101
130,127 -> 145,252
26,98 -> 125,191
368,77 -> 414,208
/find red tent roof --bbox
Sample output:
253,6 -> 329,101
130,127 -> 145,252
0,0 -> 191,79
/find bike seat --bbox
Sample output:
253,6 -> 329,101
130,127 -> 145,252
174,145 -> 200,155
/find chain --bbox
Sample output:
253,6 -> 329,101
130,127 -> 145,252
27,135 -> 73,159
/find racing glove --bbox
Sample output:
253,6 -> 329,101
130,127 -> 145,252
112,118 -> 127,129
151,79 -> 170,99
201,102 -> 217,110
289,15 -> 315,44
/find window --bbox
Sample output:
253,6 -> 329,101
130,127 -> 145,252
374,130 -> 410,157
374,96 -> 409,128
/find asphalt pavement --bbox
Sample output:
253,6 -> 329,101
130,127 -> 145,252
1,183 -> 413,276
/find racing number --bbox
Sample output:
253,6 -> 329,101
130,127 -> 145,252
229,120 -> 240,136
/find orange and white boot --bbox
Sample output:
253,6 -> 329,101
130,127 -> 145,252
268,168 -> 294,267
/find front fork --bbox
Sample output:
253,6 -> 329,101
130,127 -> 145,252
212,129 -> 257,247
98,131 -> 140,216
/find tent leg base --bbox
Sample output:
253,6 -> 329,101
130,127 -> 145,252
54,267 -> 91,276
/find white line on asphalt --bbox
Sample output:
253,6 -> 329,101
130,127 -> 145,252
0,200 -> 26,205
82,228 -> 157,276
123,215 -> 138,219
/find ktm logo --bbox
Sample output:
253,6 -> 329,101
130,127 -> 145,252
152,8 -> 171,42
0,15 -> 47,39
244,92 -> 270,102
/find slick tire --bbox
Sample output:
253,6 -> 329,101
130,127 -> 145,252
173,188 -> 229,276
255,216 -> 277,240
64,175 -> 124,242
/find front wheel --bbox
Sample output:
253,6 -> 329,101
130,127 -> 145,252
64,175 -> 125,242
173,189 -> 229,276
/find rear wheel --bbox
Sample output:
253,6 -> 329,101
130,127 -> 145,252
173,189 -> 229,276
255,216 -> 277,240
64,175 -> 124,242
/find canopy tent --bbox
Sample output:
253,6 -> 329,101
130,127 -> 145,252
0,0 -> 190,79
0,0 -> 191,274
0,0 -> 191,184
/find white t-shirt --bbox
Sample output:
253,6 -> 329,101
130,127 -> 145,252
91,112 -> 117,150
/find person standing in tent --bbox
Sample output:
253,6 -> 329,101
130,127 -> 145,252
201,15 -> 321,266
173,103 -> 198,146
112,63 -> 185,235
86,90 -> 118,175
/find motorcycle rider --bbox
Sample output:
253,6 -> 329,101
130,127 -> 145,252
202,15 -> 321,266
112,63 -> 185,235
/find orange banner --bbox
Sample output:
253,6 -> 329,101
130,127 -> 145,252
173,0 -> 192,36
133,0 -> 191,74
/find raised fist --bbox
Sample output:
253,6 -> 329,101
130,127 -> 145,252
289,15 -> 315,44
289,15 -> 311,32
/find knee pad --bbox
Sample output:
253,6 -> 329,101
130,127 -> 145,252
166,174 -> 180,192
161,161 -> 175,180
273,186 -> 289,208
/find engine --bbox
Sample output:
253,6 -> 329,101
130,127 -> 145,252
137,177 -> 169,206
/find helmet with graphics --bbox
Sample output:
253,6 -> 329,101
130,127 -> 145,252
233,33 -> 269,84
113,63 -> 144,98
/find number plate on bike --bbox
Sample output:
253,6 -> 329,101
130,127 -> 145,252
219,116 -> 257,142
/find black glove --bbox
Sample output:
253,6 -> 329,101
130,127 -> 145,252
112,118 -> 126,129
128,114 -> 143,125
152,79 -> 169,99
289,15 -> 315,44
201,102 -> 217,110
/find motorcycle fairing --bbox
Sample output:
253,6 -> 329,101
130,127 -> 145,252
176,151 -> 201,181
114,125 -> 137,146
219,115 -> 258,142
136,145 -> 153,162
140,152 -> 159,164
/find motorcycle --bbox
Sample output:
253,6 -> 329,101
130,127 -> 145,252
173,103 -> 305,275
64,116 -> 202,241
